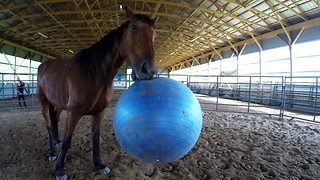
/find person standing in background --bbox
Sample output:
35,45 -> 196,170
17,77 -> 27,107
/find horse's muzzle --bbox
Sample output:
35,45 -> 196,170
135,61 -> 155,80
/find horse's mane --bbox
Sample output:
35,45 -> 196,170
76,14 -> 155,81
76,21 -> 128,80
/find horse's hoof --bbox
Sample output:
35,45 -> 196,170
56,175 -> 67,180
99,167 -> 111,174
49,156 -> 57,162
56,142 -> 62,147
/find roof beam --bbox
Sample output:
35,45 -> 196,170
170,16 -> 320,69
312,0 -> 320,7
35,2 -> 86,48
292,27 -> 305,45
245,23 -> 263,50
0,38 -> 55,59
275,0 -> 307,21
265,1 -> 292,43
228,41 -> 238,55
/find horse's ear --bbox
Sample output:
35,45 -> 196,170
124,4 -> 135,18
152,17 -> 159,25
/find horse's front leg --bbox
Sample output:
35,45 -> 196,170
55,111 -> 82,180
91,110 -> 111,174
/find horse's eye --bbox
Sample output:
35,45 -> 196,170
131,25 -> 137,30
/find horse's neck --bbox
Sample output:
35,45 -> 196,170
98,50 -> 125,88
86,27 -> 126,87
112,51 -> 126,73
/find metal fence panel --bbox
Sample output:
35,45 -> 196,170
1,73 -> 319,124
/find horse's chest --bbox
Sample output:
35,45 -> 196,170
96,92 -> 111,107
85,88 -> 112,114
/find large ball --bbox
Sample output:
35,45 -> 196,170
113,77 -> 202,164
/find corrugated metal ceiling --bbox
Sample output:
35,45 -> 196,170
1,0 -> 320,71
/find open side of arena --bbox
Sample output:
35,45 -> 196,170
1,72 -> 319,124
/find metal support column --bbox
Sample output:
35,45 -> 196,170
216,76 -> 219,111
313,77 -> 318,121
247,76 -> 252,113
31,74 -> 35,107
280,76 -> 286,119
187,74 -> 190,88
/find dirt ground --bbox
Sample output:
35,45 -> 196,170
1,104 -> 320,180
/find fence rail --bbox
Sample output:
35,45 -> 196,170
1,73 -> 319,123
170,75 -> 320,123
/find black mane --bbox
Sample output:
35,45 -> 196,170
76,14 -> 155,81
76,21 -> 129,80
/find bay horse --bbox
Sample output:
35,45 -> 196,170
37,5 -> 157,180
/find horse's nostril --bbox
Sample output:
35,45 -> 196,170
141,62 -> 149,75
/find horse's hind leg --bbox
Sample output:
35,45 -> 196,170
55,108 -> 63,147
91,110 -> 111,174
38,96 -> 57,161
49,105 -> 62,147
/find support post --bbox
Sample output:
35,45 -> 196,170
187,74 -> 190,88
280,76 -> 286,119
313,77 -> 318,121
32,74 -> 35,107
216,76 -> 219,111
289,44 -> 293,80
248,76 -> 252,113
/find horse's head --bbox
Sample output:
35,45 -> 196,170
119,5 -> 157,80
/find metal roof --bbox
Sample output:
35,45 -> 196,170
1,0 -> 320,71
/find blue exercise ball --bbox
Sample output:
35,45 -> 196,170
113,77 -> 202,164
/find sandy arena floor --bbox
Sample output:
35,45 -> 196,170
0,105 -> 320,179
